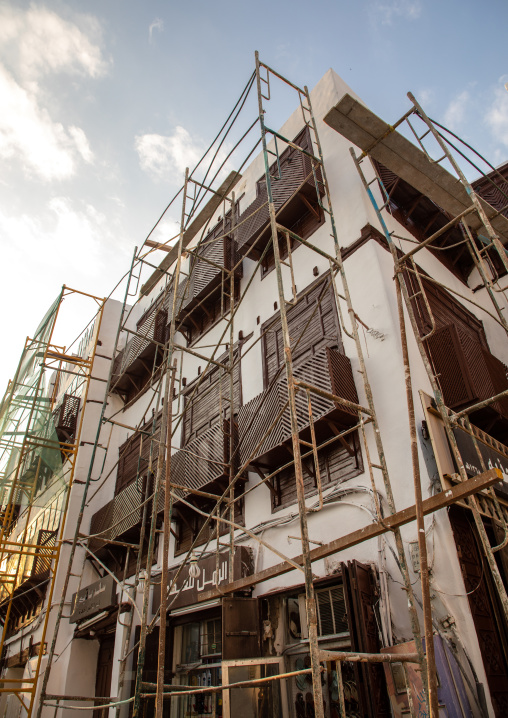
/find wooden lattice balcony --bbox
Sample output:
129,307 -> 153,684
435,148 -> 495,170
237,347 -> 359,470
111,300 -> 167,398
89,421 -> 236,552
426,324 -> 508,439
234,127 -> 325,259
53,393 -> 80,443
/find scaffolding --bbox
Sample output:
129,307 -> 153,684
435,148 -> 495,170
1,55 -> 507,718
0,286 -> 105,713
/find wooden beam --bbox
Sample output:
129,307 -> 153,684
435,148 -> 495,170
323,95 -> 508,243
140,171 -> 242,296
198,468 -> 502,601
251,463 -> 278,498
327,420 -> 356,457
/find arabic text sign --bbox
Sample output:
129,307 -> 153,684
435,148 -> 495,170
152,546 -> 253,612
70,575 -> 117,623
452,427 -> 508,498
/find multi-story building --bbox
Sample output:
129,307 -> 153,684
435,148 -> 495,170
1,60 -> 508,718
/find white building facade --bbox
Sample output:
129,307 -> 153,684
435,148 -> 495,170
1,65 -> 508,718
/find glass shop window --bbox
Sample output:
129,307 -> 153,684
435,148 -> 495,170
174,617 -> 223,718
181,618 -> 222,664
222,657 -> 289,718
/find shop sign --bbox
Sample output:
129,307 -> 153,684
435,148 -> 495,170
70,575 -> 117,624
152,546 -> 253,612
452,427 -> 508,497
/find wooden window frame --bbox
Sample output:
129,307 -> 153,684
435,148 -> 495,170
271,434 -> 363,513
261,274 -> 343,391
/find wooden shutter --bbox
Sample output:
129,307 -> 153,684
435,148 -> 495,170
425,325 -> 477,408
342,561 -> 390,718
183,350 -> 241,444
93,636 -> 115,718
115,416 -> 161,493
449,507 -> 508,716
426,324 -> 508,420
262,277 -> 341,388
153,308 -> 168,345
31,529 -> 57,578
222,596 -> 260,660
115,432 -> 143,493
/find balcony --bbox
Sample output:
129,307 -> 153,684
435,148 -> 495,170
237,347 -> 359,470
179,237 -> 242,315
111,301 -> 167,399
234,127 -> 325,259
173,230 -> 242,342
0,529 -> 57,610
53,393 -> 80,444
426,324 -> 508,441
89,421 -> 237,553
89,476 -> 152,553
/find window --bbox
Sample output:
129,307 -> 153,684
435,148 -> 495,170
261,275 -> 342,389
272,439 -> 362,512
181,618 -> 222,663
295,584 -> 348,639
182,349 -> 241,445
406,270 -> 508,442
115,415 -> 160,493
173,617 -> 223,718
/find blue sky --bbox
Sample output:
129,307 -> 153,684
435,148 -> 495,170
1,0 -> 507,390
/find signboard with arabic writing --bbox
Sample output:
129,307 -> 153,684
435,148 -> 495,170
452,427 -> 508,497
152,546 -> 253,613
69,575 -> 117,624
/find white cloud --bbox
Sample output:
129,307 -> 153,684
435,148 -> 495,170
149,18 -> 164,43
68,126 -> 94,164
443,90 -> 470,131
0,197 -> 122,275
371,0 -> 421,25
0,4 -> 106,181
485,85 -> 508,149
415,88 -> 434,109
0,197 -> 130,389
0,4 -> 107,82
135,127 -> 204,183
0,65 -> 93,180
149,217 -> 181,246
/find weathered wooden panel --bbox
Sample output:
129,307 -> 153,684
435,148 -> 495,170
238,346 -> 359,470
235,127 -> 325,257
274,435 -> 362,510
222,596 -> 260,660
183,350 -> 241,444
262,276 -> 342,388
